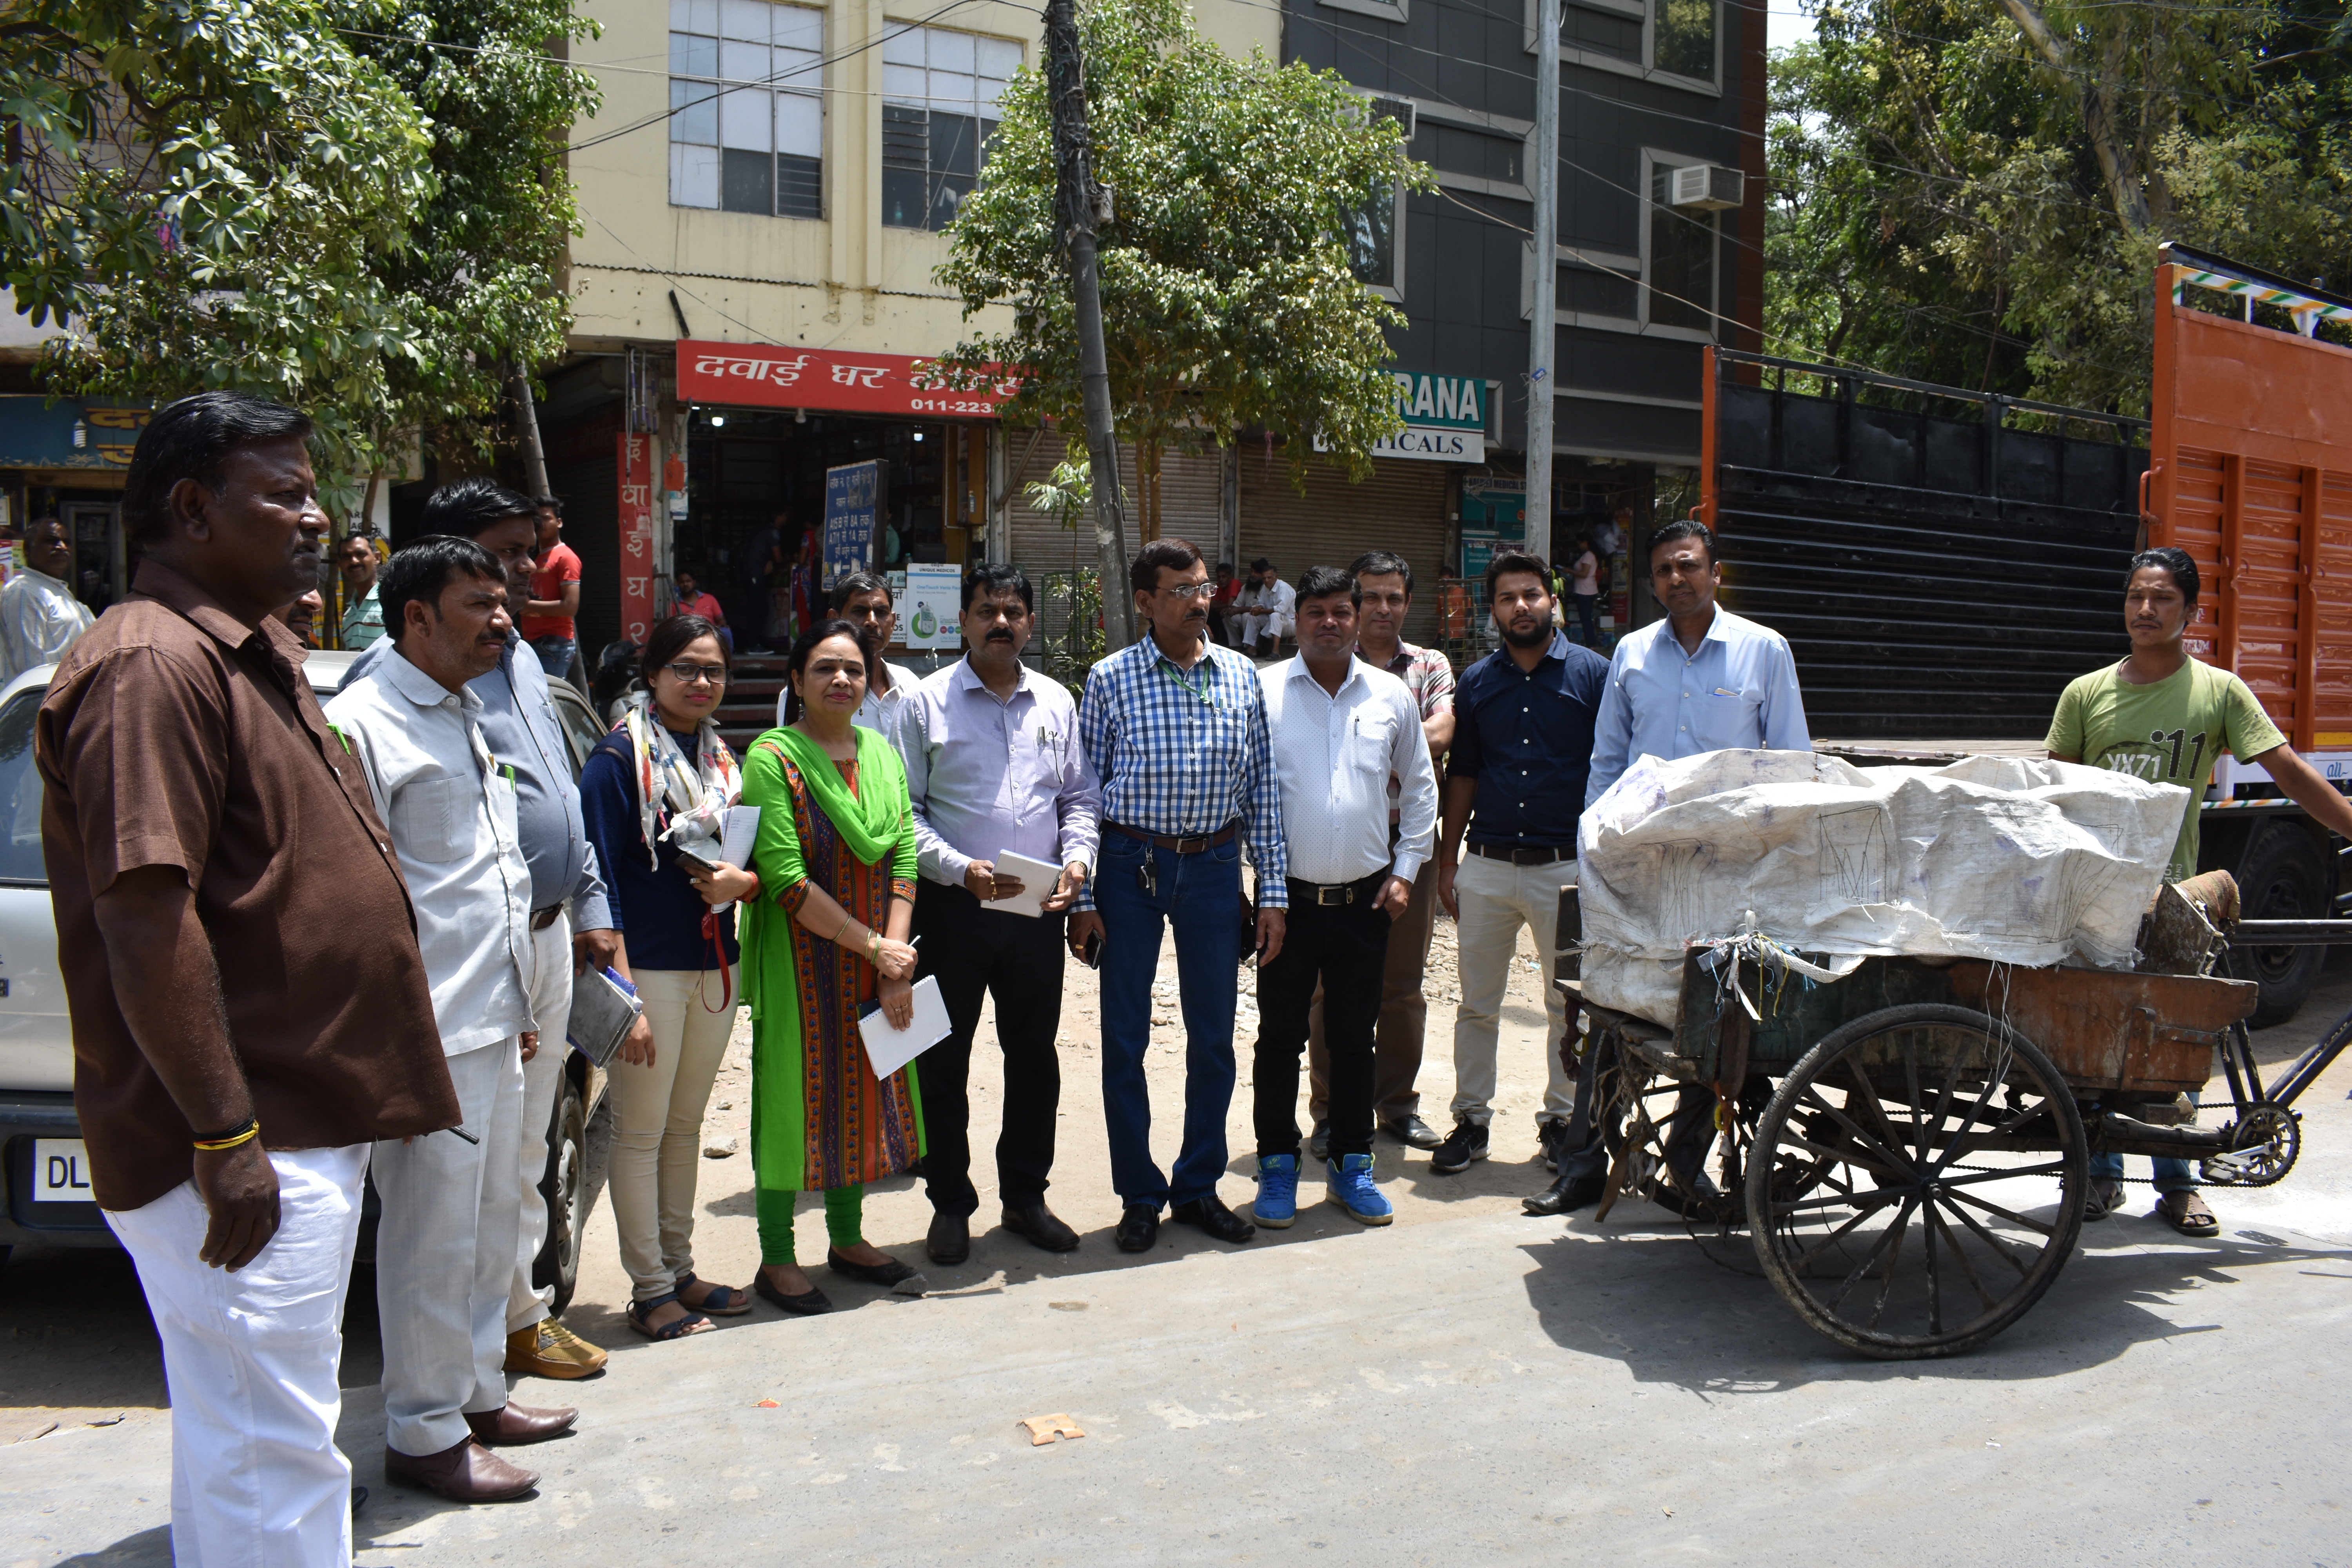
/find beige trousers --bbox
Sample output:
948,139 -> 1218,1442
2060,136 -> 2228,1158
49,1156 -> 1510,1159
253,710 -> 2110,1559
607,968 -> 735,1302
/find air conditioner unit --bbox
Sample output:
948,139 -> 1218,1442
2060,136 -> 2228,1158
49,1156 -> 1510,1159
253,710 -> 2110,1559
1668,164 -> 1744,211
1368,94 -> 1417,140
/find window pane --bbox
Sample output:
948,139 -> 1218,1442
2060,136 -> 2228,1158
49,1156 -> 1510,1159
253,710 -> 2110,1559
719,38 -> 768,83
883,63 -> 928,105
931,112 -> 982,178
883,166 -> 928,228
671,142 -> 720,207
775,90 -> 821,157
671,0 -> 695,30
976,76 -> 1007,112
1342,179 -> 1398,289
722,147 -> 773,214
773,47 -> 818,90
1648,167 -> 1713,329
1655,0 -> 1716,81
684,0 -> 718,36
670,30 -> 717,77
927,29 -> 975,73
882,103 -> 929,170
773,4 -> 822,49
931,71 -> 976,113
930,172 -> 974,231
719,0 -> 769,42
778,152 -> 822,219
719,82 -> 771,150
975,38 -> 1023,78
883,25 -> 926,66
671,78 -> 718,145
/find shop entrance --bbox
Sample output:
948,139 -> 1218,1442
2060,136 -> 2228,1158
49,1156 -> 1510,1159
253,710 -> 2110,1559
60,498 -> 125,612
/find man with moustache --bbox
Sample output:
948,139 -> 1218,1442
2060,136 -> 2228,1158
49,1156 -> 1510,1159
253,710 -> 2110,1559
344,479 -> 641,1381
1429,550 -> 1609,1179
0,513 -> 94,681
892,564 -> 1101,1264
1069,538 -> 1287,1252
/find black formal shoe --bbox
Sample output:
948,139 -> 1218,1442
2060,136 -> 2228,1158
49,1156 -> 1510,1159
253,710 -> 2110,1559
826,1247 -> 929,1296
1523,1171 -> 1607,1216
752,1268 -> 833,1316
1115,1203 -> 1161,1252
1307,1120 -> 1330,1161
1430,1118 -> 1490,1175
927,1209 -> 971,1265
351,1485 -> 368,1518
1169,1193 -> 1256,1245
1380,1112 -> 1443,1150
1002,1201 -> 1082,1252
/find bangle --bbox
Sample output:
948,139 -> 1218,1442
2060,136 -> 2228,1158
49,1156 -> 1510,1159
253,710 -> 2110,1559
833,909 -> 852,941
867,930 -> 881,964
193,1117 -> 260,1152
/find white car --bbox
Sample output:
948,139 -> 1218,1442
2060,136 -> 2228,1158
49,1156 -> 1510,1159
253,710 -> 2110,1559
0,652 -> 616,1313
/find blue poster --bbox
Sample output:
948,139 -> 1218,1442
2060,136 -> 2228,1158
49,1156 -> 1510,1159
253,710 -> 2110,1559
823,461 -> 879,585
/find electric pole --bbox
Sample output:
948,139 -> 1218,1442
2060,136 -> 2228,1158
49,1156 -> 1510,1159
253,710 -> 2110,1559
513,365 -> 552,500
1524,0 -> 1560,567
1045,0 -> 1134,650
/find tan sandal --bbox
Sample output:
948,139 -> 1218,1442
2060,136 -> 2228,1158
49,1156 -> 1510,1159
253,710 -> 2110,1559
2083,1179 -> 2126,1221
2157,1191 -> 2219,1237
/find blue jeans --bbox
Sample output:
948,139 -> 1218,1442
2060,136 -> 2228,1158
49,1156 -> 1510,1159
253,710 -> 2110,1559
1573,592 -> 1600,645
530,636 -> 576,682
2092,1090 -> 2199,1193
1093,830 -> 1244,1209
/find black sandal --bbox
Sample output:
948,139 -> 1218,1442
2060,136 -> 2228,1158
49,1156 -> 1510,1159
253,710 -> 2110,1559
753,1268 -> 833,1316
826,1247 -> 928,1296
675,1272 -> 753,1316
626,1292 -> 713,1341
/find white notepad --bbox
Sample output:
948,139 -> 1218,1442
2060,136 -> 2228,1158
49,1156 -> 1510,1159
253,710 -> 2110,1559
857,974 -> 952,1079
987,850 -> 1065,919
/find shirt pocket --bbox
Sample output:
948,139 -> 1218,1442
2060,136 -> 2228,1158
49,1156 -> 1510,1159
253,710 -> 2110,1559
393,774 -> 477,863
1352,712 -> 1399,776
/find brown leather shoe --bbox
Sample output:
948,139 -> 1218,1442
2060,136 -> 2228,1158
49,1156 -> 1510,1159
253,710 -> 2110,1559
505,1319 -> 608,1379
384,1438 -> 538,1502
464,1401 -> 578,1446
926,1209 -> 970,1265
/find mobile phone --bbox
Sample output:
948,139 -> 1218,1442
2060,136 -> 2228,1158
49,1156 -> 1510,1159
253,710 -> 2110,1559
1078,931 -> 1103,969
673,840 -> 723,875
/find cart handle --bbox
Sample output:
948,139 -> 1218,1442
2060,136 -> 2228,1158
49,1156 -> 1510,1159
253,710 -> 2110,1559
2227,918 -> 2352,947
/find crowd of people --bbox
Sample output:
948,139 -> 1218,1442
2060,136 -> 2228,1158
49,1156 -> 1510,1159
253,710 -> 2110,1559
35,388 -> 2352,1566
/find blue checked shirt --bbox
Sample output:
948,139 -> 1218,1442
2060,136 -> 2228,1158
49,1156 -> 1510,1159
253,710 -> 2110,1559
1076,632 -> 1288,910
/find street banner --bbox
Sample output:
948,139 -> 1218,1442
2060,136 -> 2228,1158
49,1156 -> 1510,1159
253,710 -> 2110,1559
619,433 -> 657,644
823,461 -> 880,586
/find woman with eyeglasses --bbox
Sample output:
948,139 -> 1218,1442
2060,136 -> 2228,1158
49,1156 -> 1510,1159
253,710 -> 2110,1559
738,617 -> 928,1313
577,614 -> 753,1340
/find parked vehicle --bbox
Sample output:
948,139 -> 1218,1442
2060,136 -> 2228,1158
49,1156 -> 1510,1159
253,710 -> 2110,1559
1695,244 -> 2352,1025
0,650 -> 620,1312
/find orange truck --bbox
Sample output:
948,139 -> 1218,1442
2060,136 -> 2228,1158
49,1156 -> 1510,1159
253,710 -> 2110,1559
1698,244 -> 2352,1024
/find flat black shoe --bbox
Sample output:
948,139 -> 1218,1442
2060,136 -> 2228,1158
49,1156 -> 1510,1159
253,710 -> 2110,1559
826,1247 -> 929,1296
351,1485 -> 368,1518
1002,1201 -> 1082,1252
1115,1203 -> 1161,1252
753,1269 -> 833,1316
927,1209 -> 971,1265
1523,1172 -> 1606,1216
1169,1194 -> 1256,1245
1381,1113 -> 1443,1150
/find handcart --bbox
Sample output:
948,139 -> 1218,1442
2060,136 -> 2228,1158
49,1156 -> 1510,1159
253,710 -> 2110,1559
1566,882 -> 2352,1361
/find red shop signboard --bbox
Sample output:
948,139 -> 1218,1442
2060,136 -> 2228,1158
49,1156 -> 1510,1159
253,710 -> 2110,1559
617,433 -> 657,644
677,338 -> 1014,419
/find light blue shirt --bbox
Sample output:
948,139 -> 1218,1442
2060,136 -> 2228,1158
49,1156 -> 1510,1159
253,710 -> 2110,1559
1585,606 -> 1812,808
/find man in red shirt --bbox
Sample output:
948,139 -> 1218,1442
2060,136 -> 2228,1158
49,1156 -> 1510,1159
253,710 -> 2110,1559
671,566 -> 732,653
519,495 -> 581,682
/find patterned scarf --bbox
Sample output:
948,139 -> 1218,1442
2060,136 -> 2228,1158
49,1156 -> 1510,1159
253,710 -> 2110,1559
619,689 -> 740,868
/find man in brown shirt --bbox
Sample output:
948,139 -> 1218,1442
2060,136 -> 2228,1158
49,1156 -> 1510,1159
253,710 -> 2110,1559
38,391 -> 457,1567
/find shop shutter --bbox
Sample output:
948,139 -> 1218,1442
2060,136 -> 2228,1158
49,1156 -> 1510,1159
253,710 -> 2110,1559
1238,454 -> 1454,644
1003,432 -> 1226,654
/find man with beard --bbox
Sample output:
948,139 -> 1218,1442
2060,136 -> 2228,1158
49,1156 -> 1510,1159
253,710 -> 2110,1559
893,564 -> 1101,1264
1429,551 -> 1609,1179
1530,518 -> 1809,1214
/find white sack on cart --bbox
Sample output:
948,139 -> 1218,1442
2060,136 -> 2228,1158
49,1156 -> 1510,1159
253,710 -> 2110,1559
1574,749 -> 2187,1028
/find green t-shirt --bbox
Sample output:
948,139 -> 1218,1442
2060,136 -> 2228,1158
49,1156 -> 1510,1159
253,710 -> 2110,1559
2045,657 -> 2287,883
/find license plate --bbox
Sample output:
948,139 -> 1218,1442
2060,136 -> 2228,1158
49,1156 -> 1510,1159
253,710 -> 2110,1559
33,1138 -> 94,1201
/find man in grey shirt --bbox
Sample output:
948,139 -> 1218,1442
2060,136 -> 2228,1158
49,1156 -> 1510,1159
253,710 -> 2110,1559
341,477 -> 643,1380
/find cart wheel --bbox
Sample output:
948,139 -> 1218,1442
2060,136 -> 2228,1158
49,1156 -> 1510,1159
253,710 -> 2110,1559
1599,1052 -> 1708,1219
1745,1003 -> 2087,1360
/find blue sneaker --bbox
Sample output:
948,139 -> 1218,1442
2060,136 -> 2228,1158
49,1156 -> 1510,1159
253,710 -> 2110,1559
1325,1153 -> 1394,1225
1253,1154 -> 1299,1228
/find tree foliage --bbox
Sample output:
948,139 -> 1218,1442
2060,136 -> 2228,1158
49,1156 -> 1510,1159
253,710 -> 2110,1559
0,0 -> 596,508
1765,0 -> 2351,414
932,0 -> 1434,503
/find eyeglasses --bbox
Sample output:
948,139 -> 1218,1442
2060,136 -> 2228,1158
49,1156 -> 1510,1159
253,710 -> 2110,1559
662,662 -> 729,685
842,603 -> 889,621
1157,582 -> 1217,601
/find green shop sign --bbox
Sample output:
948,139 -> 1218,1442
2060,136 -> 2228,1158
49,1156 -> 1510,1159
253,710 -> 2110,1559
1390,374 -> 1486,431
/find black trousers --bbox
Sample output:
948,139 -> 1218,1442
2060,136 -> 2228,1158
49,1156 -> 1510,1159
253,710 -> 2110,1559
912,882 -> 1066,1215
1254,886 -> 1390,1161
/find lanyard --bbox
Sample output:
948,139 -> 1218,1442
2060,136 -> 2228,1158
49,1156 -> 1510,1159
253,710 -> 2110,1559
1155,657 -> 1216,709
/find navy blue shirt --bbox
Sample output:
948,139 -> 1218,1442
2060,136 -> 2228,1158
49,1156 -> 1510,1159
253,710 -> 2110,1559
1448,631 -> 1611,851
579,729 -> 741,972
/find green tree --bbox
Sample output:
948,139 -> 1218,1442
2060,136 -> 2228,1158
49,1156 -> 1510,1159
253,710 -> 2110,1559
1765,0 -> 2351,414
931,0 -> 1434,532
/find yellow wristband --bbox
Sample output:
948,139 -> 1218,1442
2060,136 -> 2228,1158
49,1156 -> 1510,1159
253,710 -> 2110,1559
193,1121 -> 260,1153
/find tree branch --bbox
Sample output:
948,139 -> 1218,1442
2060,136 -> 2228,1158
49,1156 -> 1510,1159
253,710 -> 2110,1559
1993,0 -> 2151,233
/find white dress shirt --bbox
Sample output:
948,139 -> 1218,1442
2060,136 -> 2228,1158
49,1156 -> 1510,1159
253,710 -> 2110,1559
1259,654 -> 1438,886
775,656 -> 921,735
0,565 -> 94,684
893,657 -> 1102,887
1585,606 -> 1812,808
1241,580 -> 1296,638
326,648 -> 535,1054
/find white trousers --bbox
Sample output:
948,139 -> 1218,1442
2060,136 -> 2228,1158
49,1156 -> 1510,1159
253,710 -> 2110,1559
509,912 -> 575,1332
1451,851 -> 1575,1125
105,1143 -> 369,1568
608,967 -> 736,1302
373,1038 -> 524,1457
1242,610 -> 1292,645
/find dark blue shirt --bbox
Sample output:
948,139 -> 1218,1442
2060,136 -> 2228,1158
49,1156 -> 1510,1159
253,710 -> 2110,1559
1448,631 -> 1611,851
579,729 -> 741,972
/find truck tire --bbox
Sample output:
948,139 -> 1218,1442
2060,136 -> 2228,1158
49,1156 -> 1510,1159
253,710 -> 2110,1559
2234,823 -> 2328,1027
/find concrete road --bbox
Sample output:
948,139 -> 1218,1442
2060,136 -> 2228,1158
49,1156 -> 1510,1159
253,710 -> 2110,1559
8,934 -> 2352,1566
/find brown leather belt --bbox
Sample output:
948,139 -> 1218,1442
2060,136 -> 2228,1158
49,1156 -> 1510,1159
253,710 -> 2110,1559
531,905 -> 565,931
1466,842 -> 1572,867
1107,819 -> 1240,855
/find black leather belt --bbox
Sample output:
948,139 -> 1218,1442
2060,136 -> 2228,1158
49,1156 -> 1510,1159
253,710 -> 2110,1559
531,905 -> 564,931
1285,870 -> 1389,906
1466,842 -> 1572,866
1108,819 -> 1240,855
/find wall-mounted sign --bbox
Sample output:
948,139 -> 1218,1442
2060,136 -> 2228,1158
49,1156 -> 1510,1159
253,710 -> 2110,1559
1316,372 -> 1490,463
901,563 -> 963,651
678,339 -> 1015,420
823,461 -> 880,586
618,434 -> 658,644
0,398 -> 150,470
